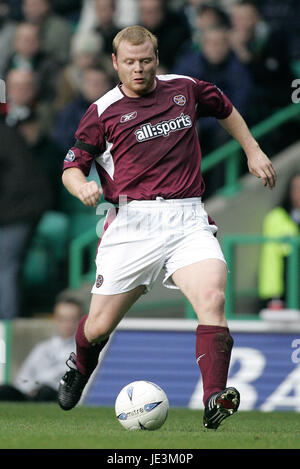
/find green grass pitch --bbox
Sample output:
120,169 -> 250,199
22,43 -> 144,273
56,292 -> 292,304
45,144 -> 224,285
0,403 -> 299,449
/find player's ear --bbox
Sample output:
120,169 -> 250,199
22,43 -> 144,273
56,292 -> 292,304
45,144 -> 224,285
112,53 -> 118,71
156,50 -> 159,67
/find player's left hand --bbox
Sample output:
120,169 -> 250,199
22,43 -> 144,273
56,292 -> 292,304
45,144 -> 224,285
246,148 -> 277,189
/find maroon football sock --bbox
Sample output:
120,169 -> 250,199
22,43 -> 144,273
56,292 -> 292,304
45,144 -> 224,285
196,324 -> 233,405
75,314 -> 109,378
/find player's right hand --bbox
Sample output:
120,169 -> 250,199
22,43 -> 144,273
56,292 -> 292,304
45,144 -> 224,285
77,181 -> 103,207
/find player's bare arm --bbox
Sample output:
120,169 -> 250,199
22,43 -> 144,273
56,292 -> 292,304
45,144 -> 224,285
62,167 -> 102,207
218,107 -> 277,189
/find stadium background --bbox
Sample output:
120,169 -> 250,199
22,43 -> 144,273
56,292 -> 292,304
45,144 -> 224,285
0,0 -> 300,413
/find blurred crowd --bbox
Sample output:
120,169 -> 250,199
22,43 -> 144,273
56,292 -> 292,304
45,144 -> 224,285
0,0 -> 299,318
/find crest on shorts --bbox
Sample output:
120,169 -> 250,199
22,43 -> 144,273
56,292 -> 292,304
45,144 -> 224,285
173,95 -> 186,106
64,149 -> 75,162
96,274 -> 104,287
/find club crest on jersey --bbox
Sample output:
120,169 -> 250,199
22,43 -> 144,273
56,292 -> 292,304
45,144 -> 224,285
135,112 -> 192,142
173,94 -> 186,106
64,149 -> 75,162
120,111 -> 137,123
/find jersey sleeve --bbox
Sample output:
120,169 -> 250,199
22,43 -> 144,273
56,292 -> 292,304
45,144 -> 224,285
194,79 -> 233,120
63,103 -> 105,176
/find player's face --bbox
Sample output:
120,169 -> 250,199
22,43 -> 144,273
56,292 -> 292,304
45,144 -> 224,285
112,40 -> 159,98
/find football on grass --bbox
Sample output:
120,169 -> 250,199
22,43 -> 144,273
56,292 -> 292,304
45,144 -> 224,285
115,380 -> 169,430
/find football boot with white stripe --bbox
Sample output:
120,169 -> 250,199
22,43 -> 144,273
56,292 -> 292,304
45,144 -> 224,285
58,352 -> 88,411
203,387 -> 240,430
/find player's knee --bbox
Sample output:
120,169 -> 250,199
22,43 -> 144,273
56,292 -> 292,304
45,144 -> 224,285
198,287 -> 226,315
84,317 -> 111,344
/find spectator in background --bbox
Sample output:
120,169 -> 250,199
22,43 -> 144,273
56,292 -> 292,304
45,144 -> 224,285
5,68 -> 61,207
53,31 -> 114,112
189,3 -> 231,53
52,65 -> 112,154
258,171 -> 300,309
22,0 -> 72,65
78,0 -> 139,32
218,0 -> 240,14
181,0 -> 217,33
3,22 -> 60,103
49,0 -> 82,25
0,99 -> 51,319
252,0 -> 300,67
93,0 -> 120,56
229,0 -> 294,123
0,0 -> 16,77
173,26 -> 253,196
7,0 -> 82,24
2,0 -> 23,21
69,0 -> 121,57
138,0 -> 191,72
195,3 -> 231,33
5,68 -> 51,140
174,26 -> 253,120
0,297 -> 83,400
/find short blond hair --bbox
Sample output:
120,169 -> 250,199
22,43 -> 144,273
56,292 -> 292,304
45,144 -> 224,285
112,25 -> 158,56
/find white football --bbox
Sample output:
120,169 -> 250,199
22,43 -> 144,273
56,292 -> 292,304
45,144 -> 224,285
115,380 -> 169,431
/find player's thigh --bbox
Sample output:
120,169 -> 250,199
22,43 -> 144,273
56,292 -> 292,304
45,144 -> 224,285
172,259 -> 228,322
85,285 -> 146,342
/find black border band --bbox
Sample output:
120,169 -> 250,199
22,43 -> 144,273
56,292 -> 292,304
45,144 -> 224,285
74,139 -> 100,156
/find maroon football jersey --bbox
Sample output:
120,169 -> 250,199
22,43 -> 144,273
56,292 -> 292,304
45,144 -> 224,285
63,74 -> 233,203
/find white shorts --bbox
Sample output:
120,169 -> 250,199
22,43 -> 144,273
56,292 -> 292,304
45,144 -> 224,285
91,197 -> 226,295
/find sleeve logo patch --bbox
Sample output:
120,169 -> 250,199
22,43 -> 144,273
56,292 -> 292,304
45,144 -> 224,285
64,149 -> 75,162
